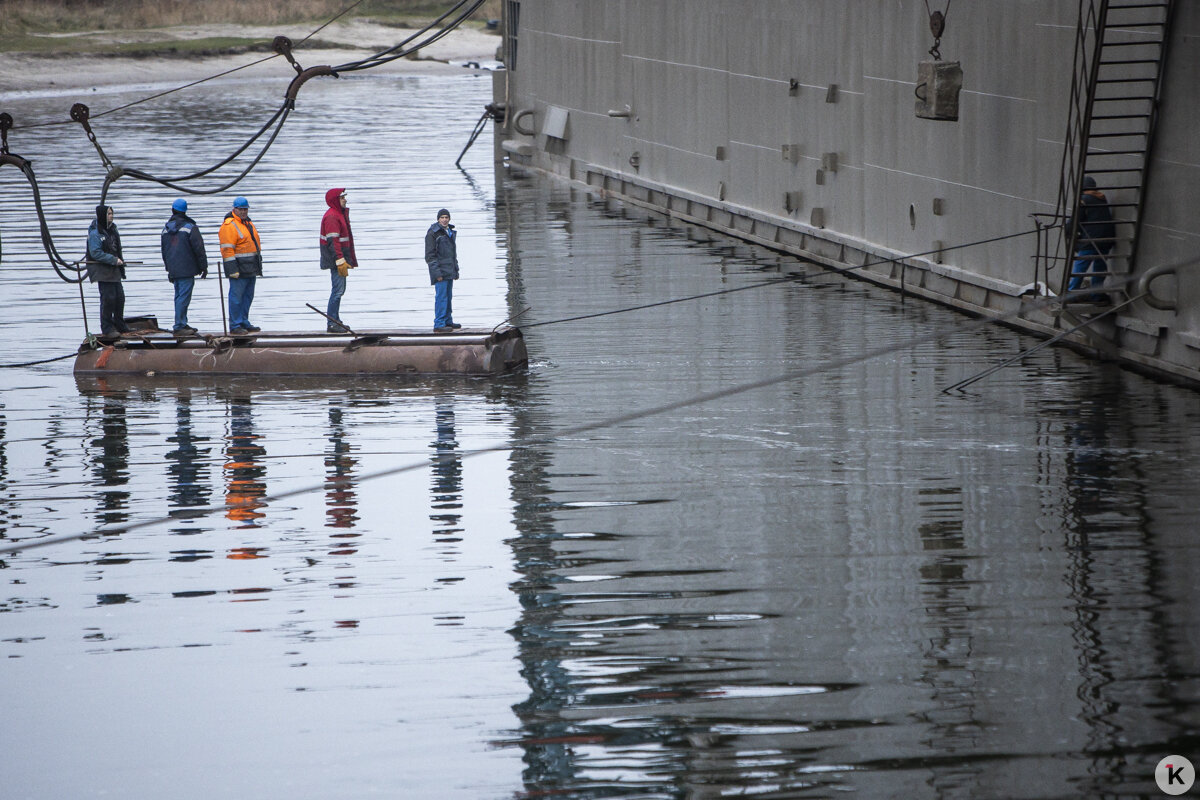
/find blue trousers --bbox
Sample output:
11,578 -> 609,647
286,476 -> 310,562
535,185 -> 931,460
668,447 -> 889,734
434,279 -> 454,328
327,269 -> 346,329
1068,247 -> 1108,293
228,276 -> 256,329
172,277 -> 195,330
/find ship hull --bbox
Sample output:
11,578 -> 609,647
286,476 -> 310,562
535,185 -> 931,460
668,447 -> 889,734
491,0 -> 1200,385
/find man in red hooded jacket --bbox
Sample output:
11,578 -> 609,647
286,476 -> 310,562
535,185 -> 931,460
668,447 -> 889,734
320,187 -> 357,332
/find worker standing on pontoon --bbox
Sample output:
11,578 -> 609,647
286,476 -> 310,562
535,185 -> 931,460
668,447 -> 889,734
87,204 -> 131,339
161,198 -> 207,337
218,196 -> 263,335
425,208 -> 461,333
320,187 -> 357,333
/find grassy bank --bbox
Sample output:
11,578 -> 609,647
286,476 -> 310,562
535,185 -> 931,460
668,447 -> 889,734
0,0 -> 502,55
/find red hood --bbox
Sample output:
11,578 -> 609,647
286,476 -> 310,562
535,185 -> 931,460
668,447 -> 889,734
325,187 -> 345,210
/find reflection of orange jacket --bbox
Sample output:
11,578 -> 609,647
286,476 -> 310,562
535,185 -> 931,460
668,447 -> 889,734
218,212 -> 263,277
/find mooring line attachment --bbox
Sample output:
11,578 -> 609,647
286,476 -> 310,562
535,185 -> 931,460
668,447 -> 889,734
285,65 -> 336,109
923,0 -> 953,60
71,103 -> 117,175
274,36 -> 303,74
203,334 -> 234,355
941,292 -> 1144,393
493,306 -> 532,334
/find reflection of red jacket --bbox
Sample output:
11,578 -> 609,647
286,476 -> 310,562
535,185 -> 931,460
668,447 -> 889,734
320,188 -> 356,269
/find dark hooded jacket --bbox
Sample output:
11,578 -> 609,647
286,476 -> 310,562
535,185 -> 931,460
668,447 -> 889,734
86,204 -> 124,283
1075,191 -> 1116,253
320,187 -> 357,270
425,221 -> 458,284
161,210 -> 208,281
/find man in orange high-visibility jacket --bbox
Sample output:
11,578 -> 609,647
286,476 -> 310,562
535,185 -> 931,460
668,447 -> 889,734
218,196 -> 263,335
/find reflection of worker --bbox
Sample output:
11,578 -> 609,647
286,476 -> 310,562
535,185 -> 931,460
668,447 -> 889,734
224,396 -> 267,526
87,204 -> 131,338
1068,176 -> 1115,301
425,208 -> 461,333
430,397 -> 463,536
165,391 -> 211,517
320,188 -> 357,333
218,196 -> 263,335
92,394 -> 131,525
325,405 -> 359,529
161,198 -> 208,337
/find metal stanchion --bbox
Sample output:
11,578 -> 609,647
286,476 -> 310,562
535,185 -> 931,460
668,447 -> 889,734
216,264 -> 228,335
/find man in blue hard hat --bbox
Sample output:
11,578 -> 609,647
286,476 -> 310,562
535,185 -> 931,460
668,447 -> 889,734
218,196 -> 263,335
161,198 -> 208,337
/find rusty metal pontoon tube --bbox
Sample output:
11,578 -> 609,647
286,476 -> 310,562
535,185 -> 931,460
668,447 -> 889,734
73,327 -> 527,377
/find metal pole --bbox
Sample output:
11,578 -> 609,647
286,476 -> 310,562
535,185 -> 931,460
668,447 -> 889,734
75,263 -> 93,343
216,264 -> 228,334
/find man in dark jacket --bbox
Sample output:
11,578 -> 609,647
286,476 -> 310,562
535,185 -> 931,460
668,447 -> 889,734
87,204 -> 130,337
1068,176 -> 1116,299
161,198 -> 208,336
424,208 -> 461,332
320,187 -> 357,333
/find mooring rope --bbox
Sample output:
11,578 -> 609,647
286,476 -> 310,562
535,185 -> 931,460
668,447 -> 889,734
0,352 -> 80,369
524,224 -> 1056,330
7,265 -> 1186,558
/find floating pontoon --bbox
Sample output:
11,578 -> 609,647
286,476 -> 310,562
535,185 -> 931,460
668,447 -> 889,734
73,327 -> 527,377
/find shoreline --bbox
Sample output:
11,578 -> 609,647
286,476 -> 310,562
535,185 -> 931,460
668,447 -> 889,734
0,22 -> 499,97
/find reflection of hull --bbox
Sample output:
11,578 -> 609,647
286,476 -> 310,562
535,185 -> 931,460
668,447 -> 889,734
73,327 -> 527,377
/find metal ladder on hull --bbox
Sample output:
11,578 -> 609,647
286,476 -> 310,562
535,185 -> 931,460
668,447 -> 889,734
1052,0 -> 1176,300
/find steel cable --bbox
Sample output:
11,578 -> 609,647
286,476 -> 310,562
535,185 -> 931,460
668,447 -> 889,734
525,224 -> 1058,330
123,104 -> 289,185
0,352 -> 80,369
332,0 -> 485,72
5,0 -> 483,278
110,107 -> 292,198
10,54 -> 284,132
0,221 -> 1069,365
7,264 -> 1189,558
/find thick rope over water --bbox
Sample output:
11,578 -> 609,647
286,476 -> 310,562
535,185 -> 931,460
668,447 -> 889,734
10,261 -> 1197,558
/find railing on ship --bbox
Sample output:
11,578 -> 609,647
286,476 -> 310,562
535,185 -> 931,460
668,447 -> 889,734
1038,0 -> 1176,303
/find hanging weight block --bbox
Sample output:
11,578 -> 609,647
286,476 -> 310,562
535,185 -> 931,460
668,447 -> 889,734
915,60 -> 963,121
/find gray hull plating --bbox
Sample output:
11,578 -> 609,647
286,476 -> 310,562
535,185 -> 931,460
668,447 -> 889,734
492,1 -> 1200,385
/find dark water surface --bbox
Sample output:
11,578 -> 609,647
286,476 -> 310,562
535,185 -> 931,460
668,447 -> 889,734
2,70 -> 1199,799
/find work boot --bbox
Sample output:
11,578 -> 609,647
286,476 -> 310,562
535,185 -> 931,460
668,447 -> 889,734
244,324 -> 261,332
433,326 -> 454,333
447,322 -> 462,329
